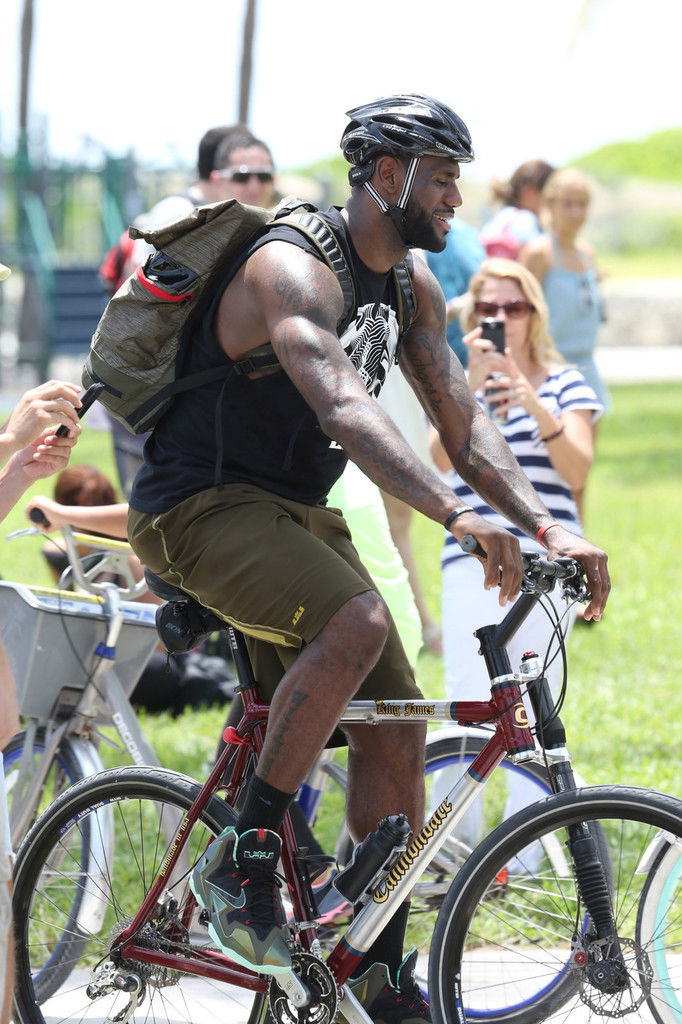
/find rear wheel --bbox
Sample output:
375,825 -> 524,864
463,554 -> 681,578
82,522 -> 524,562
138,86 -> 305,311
428,785 -> 682,1024
12,766 -> 267,1024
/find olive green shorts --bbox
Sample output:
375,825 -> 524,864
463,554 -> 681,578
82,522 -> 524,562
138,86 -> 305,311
128,482 -> 421,705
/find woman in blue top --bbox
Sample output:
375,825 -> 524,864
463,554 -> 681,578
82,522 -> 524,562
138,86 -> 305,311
520,167 -> 608,411
429,258 -> 601,845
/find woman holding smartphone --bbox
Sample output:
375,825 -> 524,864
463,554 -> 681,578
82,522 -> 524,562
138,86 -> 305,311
428,258 -> 602,845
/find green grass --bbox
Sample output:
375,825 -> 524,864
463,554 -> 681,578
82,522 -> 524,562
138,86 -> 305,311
599,248 -> 682,279
2,383 -> 681,809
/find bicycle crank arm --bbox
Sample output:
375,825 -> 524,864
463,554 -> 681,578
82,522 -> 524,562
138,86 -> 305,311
338,983 -> 373,1024
277,969 -> 311,1008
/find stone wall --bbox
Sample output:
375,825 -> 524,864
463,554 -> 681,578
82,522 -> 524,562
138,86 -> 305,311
599,278 -> 682,347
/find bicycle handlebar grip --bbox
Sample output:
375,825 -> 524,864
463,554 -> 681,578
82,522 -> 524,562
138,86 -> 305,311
29,507 -> 51,528
460,534 -> 487,558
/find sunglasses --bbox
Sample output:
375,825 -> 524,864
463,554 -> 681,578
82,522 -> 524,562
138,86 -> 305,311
217,165 -> 274,184
474,300 -> 534,319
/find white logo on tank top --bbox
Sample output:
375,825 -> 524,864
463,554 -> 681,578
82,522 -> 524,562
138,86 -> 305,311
340,302 -> 399,399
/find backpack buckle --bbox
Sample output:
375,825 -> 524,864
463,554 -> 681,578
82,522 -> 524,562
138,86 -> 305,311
234,357 -> 257,376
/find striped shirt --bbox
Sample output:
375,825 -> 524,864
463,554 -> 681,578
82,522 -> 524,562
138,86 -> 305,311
442,366 -> 602,570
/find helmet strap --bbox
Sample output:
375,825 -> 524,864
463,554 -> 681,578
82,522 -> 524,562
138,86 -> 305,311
362,156 -> 421,244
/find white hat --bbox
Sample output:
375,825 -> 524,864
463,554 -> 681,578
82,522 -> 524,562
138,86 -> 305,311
0,262 -> 11,281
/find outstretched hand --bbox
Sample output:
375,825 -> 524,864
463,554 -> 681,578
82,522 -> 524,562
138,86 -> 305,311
13,428 -> 78,483
0,380 -> 81,456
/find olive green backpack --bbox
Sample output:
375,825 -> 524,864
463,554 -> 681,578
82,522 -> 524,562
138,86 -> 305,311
83,196 -> 415,434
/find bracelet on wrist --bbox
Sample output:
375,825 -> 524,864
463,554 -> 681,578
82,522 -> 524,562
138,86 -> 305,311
444,505 -> 474,531
541,425 -> 564,443
537,522 -> 559,546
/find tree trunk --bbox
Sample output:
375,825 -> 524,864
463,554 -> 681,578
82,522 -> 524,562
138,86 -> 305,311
19,0 -> 35,133
238,0 -> 257,125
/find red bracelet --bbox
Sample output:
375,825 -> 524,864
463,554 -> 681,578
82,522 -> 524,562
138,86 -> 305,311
537,522 -> 559,546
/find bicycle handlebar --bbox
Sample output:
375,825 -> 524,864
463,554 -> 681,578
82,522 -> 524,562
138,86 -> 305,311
460,534 -> 590,601
7,520 -> 148,601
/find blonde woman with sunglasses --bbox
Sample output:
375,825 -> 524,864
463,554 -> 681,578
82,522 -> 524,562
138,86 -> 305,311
429,257 -> 602,844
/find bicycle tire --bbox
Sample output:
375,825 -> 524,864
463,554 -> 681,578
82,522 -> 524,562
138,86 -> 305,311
636,839 -> 682,1024
4,729 -> 93,1002
428,785 -> 682,1024
12,765 -> 266,1024
3,728 -> 87,837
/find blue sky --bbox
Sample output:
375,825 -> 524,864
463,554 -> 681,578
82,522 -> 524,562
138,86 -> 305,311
2,0 -> 680,183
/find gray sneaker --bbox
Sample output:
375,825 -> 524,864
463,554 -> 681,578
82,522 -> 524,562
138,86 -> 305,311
345,951 -> 431,1024
190,826 -> 291,974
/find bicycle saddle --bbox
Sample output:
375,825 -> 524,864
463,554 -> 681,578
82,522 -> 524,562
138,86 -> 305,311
145,569 -> 226,654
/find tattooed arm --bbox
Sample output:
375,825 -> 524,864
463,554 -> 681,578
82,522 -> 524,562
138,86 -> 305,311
400,258 -> 609,619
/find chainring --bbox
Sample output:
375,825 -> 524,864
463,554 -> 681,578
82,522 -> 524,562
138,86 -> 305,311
268,952 -> 338,1024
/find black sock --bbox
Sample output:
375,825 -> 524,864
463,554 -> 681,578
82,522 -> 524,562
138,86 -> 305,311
235,773 -> 296,834
351,901 -> 410,985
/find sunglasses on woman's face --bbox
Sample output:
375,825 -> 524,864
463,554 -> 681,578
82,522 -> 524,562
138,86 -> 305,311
474,300 -> 534,319
217,166 -> 274,184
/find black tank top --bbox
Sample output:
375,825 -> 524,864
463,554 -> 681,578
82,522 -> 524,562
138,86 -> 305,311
130,208 -> 407,513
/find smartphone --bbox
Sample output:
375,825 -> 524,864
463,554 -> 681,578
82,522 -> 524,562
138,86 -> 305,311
479,317 -> 505,354
55,382 -> 105,437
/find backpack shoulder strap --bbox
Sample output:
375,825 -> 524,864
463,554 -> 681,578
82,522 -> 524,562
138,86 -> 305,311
392,255 -> 416,338
274,211 -> 357,335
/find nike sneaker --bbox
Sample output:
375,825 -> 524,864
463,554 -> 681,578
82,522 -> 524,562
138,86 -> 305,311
190,826 -> 291,974
344,950 -> 431,1024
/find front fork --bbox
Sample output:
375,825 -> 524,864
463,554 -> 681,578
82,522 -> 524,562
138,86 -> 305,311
478,606 -> 623,983
526,674 -> 625,983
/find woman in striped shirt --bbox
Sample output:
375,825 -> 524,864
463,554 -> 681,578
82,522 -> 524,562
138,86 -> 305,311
429,258 -> 602,838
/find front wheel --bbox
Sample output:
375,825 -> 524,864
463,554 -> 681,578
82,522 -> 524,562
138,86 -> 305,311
428,785 -> 682,1024
12,765 -> 266,1024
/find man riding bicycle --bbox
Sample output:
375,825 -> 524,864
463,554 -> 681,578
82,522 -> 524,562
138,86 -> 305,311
128,94 -> 609,1023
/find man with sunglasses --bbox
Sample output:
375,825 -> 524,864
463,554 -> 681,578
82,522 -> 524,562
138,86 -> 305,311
131,124 -> 276,270
128,94 -> 610,1023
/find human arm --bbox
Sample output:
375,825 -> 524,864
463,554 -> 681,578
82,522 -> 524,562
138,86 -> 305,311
24,498 -> 130,538
517,237 -> 551,283
465,335 -> 595,491
445,292 -> 469,325
0,430 -> 78,524
0,639 -> 20,748
0,380 -> 81,461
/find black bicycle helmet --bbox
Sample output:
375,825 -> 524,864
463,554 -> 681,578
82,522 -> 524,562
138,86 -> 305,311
340,94 -> 474,243
341,93 -> 474,173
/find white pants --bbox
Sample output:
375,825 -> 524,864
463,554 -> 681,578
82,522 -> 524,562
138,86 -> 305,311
441,554 -> 576,847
